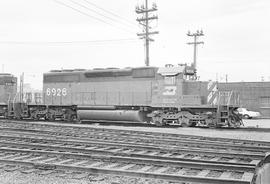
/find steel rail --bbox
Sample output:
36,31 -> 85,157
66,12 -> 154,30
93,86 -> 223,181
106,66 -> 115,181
0,130 -> 265,156
0,127 -> 269,154
1,120 -> 270,148
0,131 -> 265,158
0,152 -> 255,184
0,146 -> 256,172
0,134 -> 264,165
0,120 -> 265,183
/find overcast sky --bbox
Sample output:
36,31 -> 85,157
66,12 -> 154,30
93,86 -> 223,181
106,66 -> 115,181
0,0 -> 270,89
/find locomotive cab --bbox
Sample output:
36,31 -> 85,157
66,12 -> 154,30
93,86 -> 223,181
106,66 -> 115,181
147,64 -> 242,127
151,64 -> 200,108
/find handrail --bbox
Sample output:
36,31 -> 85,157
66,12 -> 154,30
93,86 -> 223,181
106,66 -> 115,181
227,91 -> 233,106
7,94 -> 11,104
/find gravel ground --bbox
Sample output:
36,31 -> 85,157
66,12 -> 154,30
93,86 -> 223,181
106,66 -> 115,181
0,169 -> 180,184
243,119 -> 270,128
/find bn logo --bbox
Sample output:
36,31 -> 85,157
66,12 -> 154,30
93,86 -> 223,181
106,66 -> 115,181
163,86 -> 177,96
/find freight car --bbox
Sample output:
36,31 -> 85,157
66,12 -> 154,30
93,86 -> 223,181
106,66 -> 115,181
40,64 -> 242,127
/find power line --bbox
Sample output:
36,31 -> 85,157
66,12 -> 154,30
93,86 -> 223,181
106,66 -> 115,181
82,0 -> 137,28
54,0 -> 135,34
54,0 -> 111,26
68,0 -> 136,31
0,38 -> 139,45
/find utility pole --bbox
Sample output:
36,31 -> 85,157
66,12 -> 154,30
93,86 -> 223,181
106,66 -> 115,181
187,30 -> 204,72
136,0 -> 158,66
19,73 -> 24,103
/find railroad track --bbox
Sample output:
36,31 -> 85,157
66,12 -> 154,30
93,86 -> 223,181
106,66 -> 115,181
0,132 -> 264,164
0,134 -> 261,184
0,128 -> 268,161
1,120 -> 270,146
0,120 -> 270,153
0,120 -> 269,183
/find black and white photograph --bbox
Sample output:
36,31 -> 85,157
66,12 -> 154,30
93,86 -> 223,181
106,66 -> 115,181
0,0 -> 269,183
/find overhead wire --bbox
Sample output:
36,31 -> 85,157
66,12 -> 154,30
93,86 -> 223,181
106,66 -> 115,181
54,0 -> 136,35
82,0 -> 138,29
71,0 -> 138,30
68,0 -> 136,32
0,38 -> 139,45
1,1 -> 142,46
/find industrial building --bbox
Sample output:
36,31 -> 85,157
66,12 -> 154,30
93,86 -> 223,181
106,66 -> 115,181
219,82 -> 270,117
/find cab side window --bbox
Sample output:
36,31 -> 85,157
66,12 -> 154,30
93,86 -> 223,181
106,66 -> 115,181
164,76 -> 176,85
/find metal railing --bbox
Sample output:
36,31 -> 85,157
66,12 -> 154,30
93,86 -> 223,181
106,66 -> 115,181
218,91 -> 240,107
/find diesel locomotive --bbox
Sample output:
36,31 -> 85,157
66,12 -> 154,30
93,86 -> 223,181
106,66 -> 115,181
0,73 -> 17,117
0,64 -> 242,127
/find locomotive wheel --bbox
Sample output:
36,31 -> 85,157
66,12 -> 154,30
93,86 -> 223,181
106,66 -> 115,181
47,114 -> 55,121
151,116 -> 165,127
181,122 -> 189,127
3,112 -> 8,119
75,115 -> 81,123
205,118 -> 218,128
32,113 -> 40,121
179,117 -> 192,127
208,123 -> 217,128
154,121 -> 163,127
228,115 -> 240,128
15,116 -> 23,120
190,121 -> 197,127
145,118 -> 152,124
34,116 -> 40,121
50,116 -> 55,121
70,115 -> 77,122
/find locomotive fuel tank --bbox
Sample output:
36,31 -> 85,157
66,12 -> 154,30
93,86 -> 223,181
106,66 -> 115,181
78,105 -> 116,110
77,109 -> 146,122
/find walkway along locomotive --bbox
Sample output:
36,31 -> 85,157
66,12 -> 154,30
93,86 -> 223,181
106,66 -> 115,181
0,65 -> 242,127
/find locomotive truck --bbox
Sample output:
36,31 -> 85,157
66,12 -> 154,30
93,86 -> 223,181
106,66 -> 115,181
0,65 -> 242,128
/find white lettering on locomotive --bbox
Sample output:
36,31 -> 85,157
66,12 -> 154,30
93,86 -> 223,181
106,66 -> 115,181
46,88 -> 51,96
51,88 -> 56,96
56,88 -> 61,96
62,88 -> 67,96
46,88 -> 67,96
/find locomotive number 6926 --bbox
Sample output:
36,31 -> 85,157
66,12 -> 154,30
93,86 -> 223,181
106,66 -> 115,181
46,88 -> 67,96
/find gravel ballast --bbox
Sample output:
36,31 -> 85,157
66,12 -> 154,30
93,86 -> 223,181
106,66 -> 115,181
0,119 -> 269,183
